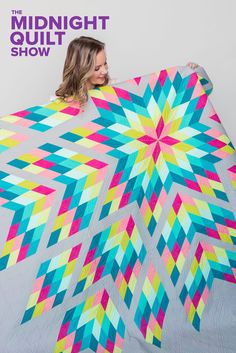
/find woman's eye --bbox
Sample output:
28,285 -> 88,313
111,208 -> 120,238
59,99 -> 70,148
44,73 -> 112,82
95,62 -> 107,71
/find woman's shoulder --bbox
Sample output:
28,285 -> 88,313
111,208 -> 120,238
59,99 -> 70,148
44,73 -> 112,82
109,78 -> 120,85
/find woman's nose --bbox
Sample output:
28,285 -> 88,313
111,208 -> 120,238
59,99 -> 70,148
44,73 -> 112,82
101,66 -> 108,74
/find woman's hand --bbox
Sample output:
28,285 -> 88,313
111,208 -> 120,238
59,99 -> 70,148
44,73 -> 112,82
186,62 -> 199,69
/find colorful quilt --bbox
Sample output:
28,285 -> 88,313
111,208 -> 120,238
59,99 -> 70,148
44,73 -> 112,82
0,66 -> 236,353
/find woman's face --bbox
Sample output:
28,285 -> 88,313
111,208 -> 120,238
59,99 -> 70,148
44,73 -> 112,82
87,49 -> 108,88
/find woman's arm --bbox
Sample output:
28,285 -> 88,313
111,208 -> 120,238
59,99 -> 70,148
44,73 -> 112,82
187,62 -> 213,96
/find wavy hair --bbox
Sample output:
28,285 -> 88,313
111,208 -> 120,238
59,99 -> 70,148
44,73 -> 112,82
55,36 -> 110,106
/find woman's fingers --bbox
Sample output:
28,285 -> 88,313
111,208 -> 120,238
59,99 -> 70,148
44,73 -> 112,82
186,62 -> 199,69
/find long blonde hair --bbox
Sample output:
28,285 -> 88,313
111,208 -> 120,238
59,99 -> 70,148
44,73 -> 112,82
55,36 -> 110,105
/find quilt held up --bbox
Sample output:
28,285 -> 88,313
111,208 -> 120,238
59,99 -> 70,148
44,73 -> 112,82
0,66 -> 236,353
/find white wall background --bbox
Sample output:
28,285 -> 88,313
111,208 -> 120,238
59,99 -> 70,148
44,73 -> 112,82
1,0 -> 236,145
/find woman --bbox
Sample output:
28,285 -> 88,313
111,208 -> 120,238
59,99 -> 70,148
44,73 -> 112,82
55,36 -> 200,106
55,36 -> 110,106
